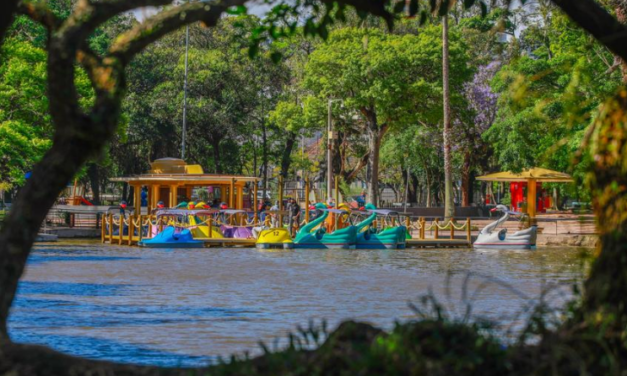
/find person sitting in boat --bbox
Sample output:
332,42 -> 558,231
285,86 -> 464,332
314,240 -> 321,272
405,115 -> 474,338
309,201 -> 317,220
195,201 -> 209,209
119,200 -> 128,216
151,200 -> 166,215
260,204 -> 272,224
270,201 -> 280,227
187,201 -> 196,210
287,198 -> 302,236
327,197 -> 336,208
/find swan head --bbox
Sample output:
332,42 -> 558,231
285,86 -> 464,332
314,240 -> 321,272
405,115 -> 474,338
490,204 -> 510,213
490,204 -> 522,215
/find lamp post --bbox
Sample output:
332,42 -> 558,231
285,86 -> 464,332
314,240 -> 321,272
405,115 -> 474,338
181,25 -> 189,160
327,99 -> 341,200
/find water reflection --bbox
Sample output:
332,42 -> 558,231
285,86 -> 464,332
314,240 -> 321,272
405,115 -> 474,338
9,241 -> 590,366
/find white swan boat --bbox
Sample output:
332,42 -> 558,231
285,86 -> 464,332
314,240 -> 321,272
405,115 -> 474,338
474,204 -> 537,249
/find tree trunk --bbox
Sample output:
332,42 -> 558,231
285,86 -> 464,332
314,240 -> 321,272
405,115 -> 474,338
581,88 -> 627,331
211,137 -> 222,173
280,131 -> 297,178
366,126 -> 381,206
86,163 -> 101,205
122,183 -> 129,204
461,152 -> 471,207
442,15 -> 455,219
0,128 -> 114,337
425,172 -> 432,208
613,0 -> 627,83
408,172 -> 419,203
261,119 -> 268,199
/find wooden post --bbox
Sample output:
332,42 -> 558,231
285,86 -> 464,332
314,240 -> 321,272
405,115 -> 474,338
305,178 -> 310,223
134,184 -> 142,215
229,178 -> 235,208
466,218 -> 472,244
118,215 -> 123,245
128,215 -> 134,245
526,178 -> 537,226
253,180 -> 258,224
147,185 -> 153,214
278,176 -> 284,227
148,215 -> 153,239
152,185 -> 160,210
138,215 -> 143,242
334,175 -> 339,205
101,214 -> 106,243
450,217 -> 455,240
186,186 -> 192,202
71,179 -> 78,205
108,214 -> 113,243
434,218 -> 439,239
169,184 -> 177,208
420,217 -> 426,239
208,215 -> 213,238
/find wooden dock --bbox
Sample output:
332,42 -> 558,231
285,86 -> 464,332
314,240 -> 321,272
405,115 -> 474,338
406,238 -> 471,248
102,213 -> 476,249
197,238 -> 256,247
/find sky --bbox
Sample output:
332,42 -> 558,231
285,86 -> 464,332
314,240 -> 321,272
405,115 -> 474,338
132,1 -> 274,20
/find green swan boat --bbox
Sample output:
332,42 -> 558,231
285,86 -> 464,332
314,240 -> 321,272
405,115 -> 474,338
355,205 -> 407,249
294,203 -> 357,249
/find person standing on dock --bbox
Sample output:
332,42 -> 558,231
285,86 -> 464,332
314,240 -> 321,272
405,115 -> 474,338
287,198 -> 301,237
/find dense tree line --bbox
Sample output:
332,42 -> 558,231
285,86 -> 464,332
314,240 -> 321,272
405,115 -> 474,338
1,0 -> 627,374
3,1 -> 623,208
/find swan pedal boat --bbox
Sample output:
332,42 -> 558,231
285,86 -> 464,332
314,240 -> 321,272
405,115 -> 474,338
293,204 -> 357,249
354,206 -> 407,249
473,204 -> 537,250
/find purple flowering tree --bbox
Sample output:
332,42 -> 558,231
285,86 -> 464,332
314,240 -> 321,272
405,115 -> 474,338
454,62 -> 500,206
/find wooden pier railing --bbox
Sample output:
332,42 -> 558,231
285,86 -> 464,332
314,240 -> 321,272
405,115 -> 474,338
102,212 -> 474,247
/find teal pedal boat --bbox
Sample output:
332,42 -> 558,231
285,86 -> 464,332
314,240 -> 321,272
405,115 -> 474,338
294,203 -> 357,249
355,205 -> 407,249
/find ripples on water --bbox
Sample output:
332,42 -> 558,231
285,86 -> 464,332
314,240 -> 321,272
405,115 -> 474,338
9,241 -> 590,366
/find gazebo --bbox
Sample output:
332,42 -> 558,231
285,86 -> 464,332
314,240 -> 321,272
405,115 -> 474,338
476,167 -> 574,222
111,158 -> 260,213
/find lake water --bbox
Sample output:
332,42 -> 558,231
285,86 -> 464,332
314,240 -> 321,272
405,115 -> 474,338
9,241 -> 590,367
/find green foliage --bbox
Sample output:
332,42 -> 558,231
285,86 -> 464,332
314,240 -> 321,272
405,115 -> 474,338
0,38 -> 51,187
486,12 -> 620,196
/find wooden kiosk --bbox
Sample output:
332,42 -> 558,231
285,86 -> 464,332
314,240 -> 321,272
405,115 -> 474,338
110,158 -> 260,212
103,158 -> 262,246
476,167 -> 574,225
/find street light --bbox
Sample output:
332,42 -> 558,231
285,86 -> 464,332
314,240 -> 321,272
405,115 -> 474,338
327,99 -> 342,200
181,25 -> 189,160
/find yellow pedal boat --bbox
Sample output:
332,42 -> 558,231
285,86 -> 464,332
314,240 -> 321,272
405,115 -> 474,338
256,227 -> 294,249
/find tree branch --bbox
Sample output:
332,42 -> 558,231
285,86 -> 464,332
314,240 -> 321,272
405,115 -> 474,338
551,0 -> 627,61
17,2 -> 63,31
58,0 -> 175,48
109,0 -> 246,65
